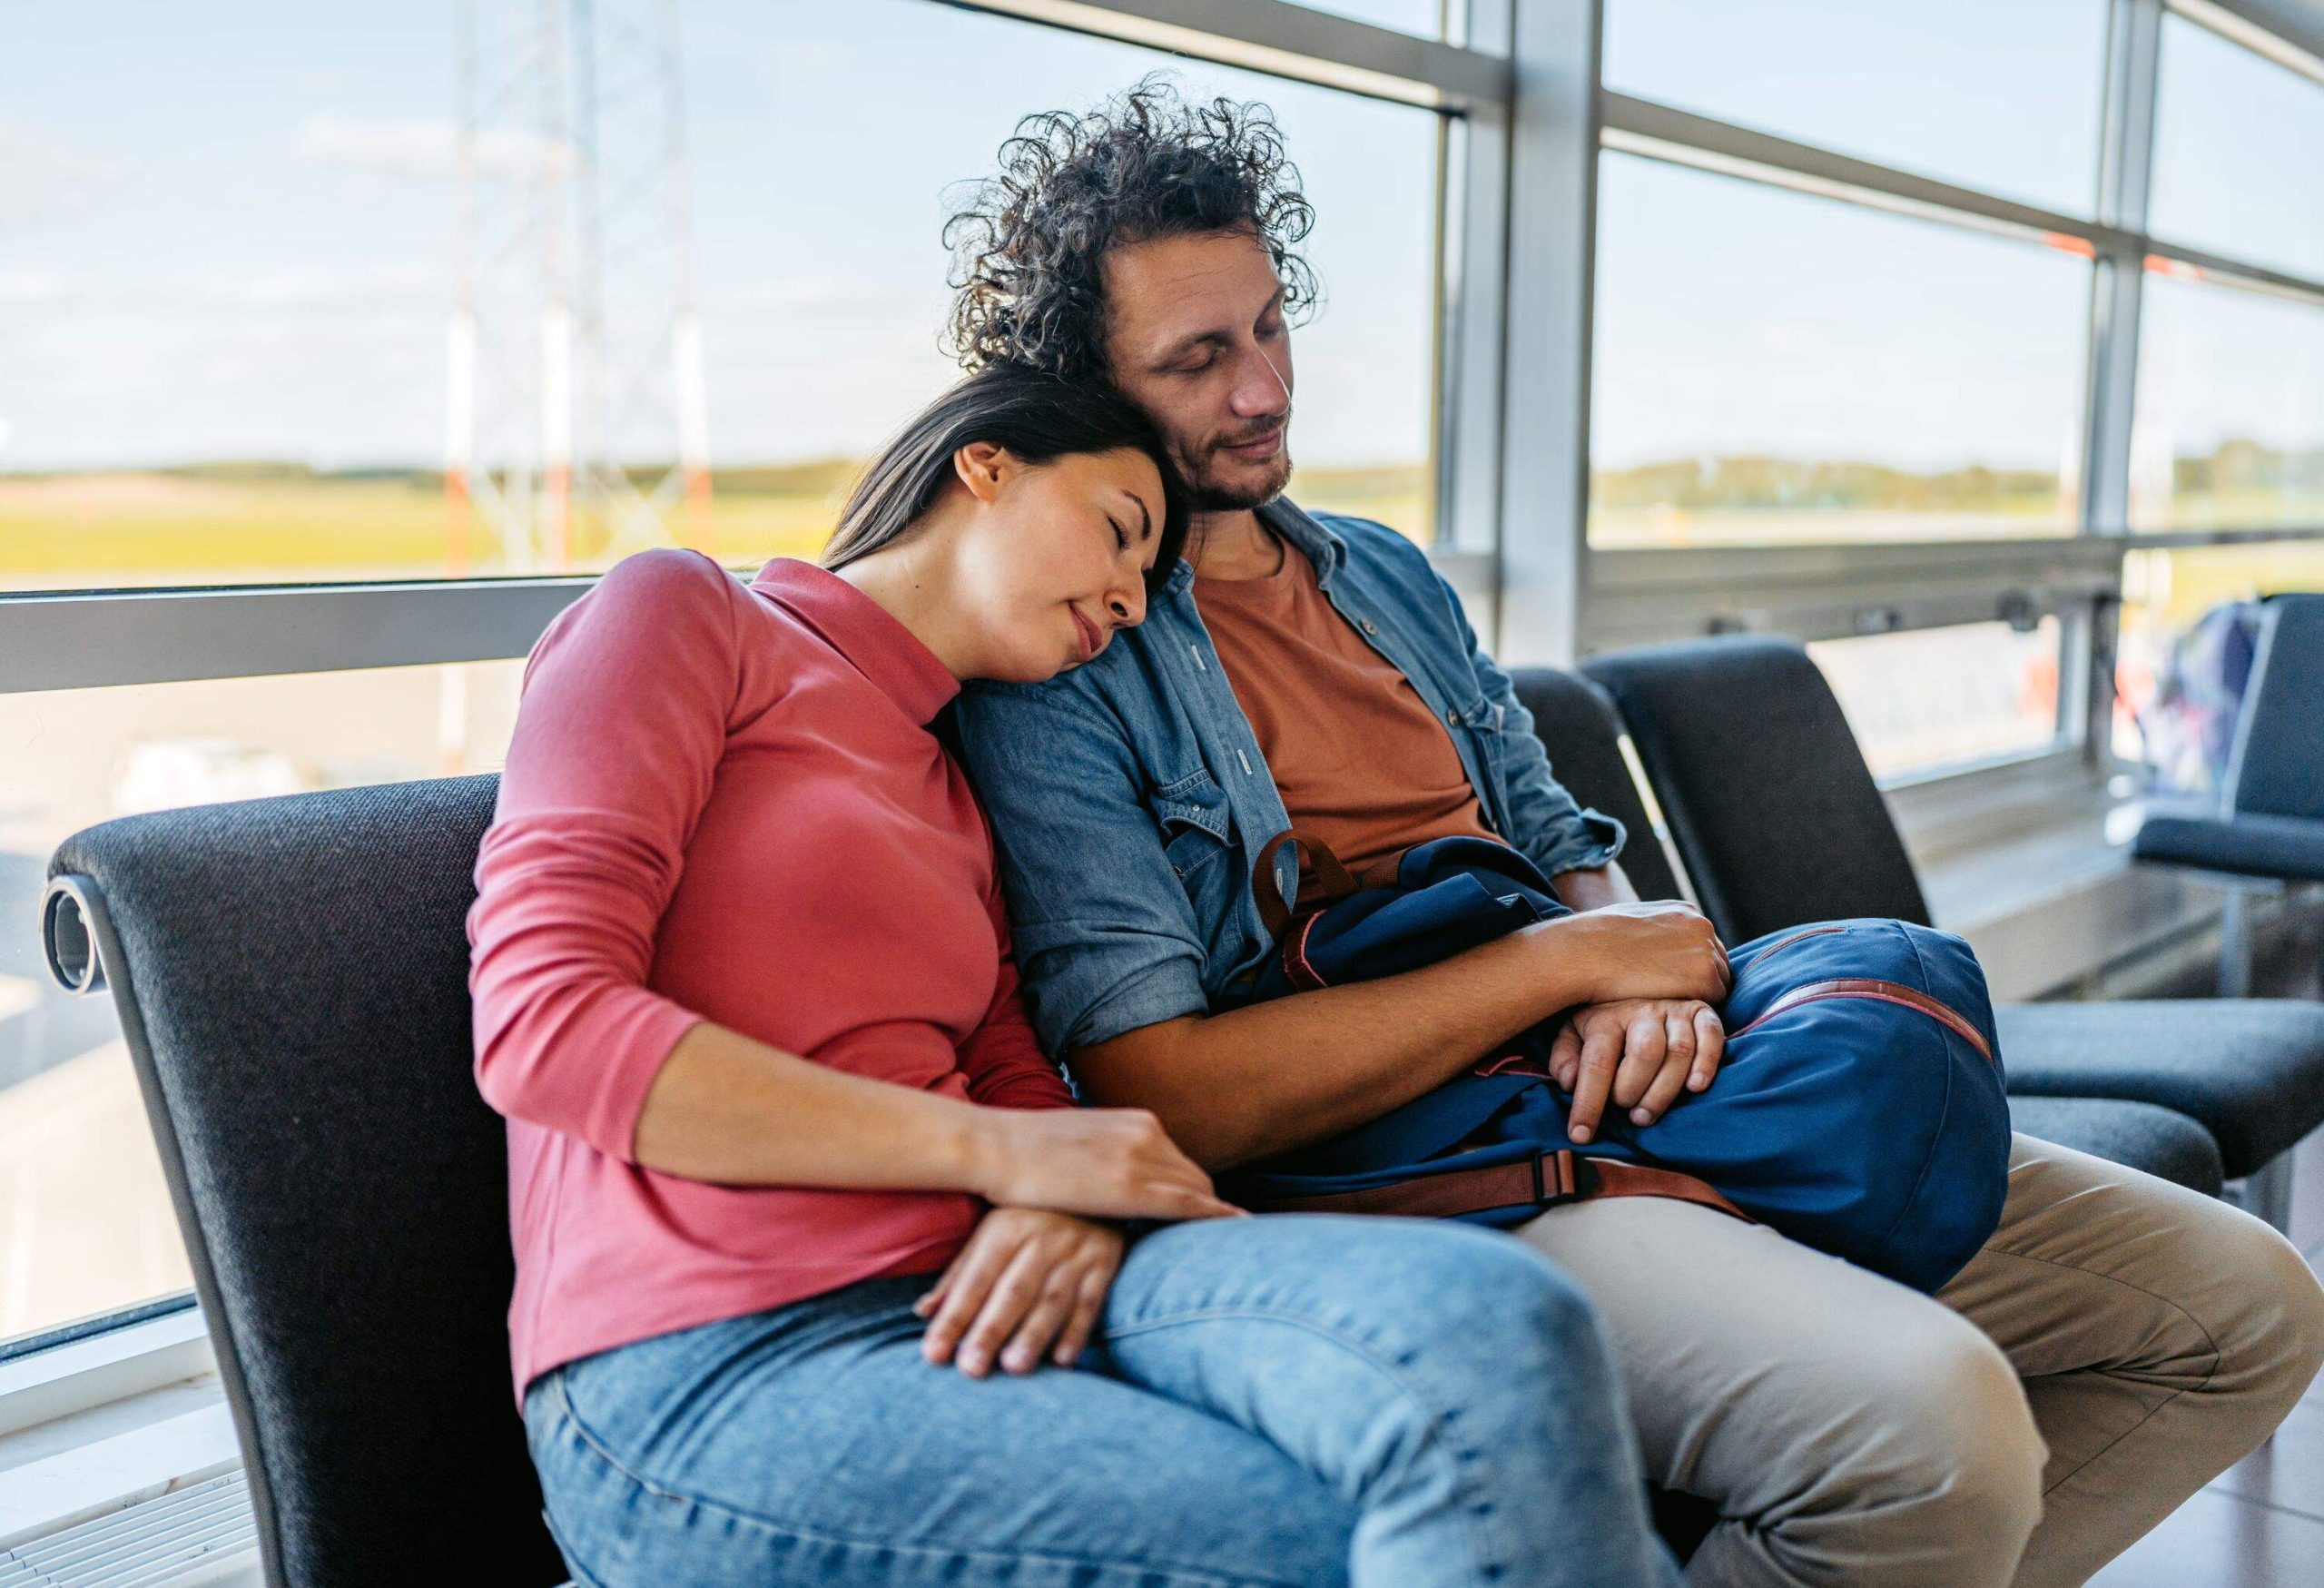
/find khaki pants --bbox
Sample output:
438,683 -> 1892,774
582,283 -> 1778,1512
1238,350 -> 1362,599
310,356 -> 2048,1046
1518,1133 -> 2324,1587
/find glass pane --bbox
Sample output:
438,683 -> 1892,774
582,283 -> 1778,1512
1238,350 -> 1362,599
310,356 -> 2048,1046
2128,275 -> 2324,530
1293,1 -> 1445,39
2113,542 -> 2324,779
1590,154 -> 2088,547
0,660 -> 521,1339
0,0 -> 1441,592
1601,0 -> 2108,217
1808,618 -> 2063,782
2149,15 -> 2324,282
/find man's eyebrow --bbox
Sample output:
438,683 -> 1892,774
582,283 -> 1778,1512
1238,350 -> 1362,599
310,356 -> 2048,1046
1118,488 -> 1154,540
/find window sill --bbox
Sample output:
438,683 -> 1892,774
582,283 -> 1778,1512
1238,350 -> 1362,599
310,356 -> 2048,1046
0,1372 -> 239,1552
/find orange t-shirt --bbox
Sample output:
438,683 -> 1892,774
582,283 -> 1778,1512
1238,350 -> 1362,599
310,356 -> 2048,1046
1195,535 -> 1502,907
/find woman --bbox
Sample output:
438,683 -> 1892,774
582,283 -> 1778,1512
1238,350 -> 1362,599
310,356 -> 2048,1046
470,362 -> 1679,1588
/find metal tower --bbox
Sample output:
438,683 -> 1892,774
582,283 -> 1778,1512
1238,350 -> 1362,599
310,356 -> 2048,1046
447,0 -> 710,576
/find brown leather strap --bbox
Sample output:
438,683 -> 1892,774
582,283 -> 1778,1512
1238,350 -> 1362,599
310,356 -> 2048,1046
1240,1149 -> 1752,1224
1251,829 -> 1360,942
1730,978 -> 1994,1064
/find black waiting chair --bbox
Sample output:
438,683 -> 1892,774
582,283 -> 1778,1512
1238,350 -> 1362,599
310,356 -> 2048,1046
2135,591 -> 2324,1000
42,777 -> 568,1588
1511,666 -> 2228,1198
1576,637 -> 2324,1220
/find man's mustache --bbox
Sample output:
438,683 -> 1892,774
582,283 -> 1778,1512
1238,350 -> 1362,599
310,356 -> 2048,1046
1211,421 -> 1286,451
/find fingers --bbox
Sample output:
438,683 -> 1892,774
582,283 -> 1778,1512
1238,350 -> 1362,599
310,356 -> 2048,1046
1689,1005 -> 1726,1092
1000,1262 -> 1084,1376
949,1238 -> 1051,1378
919,1227 -> 1015,1369
1550,1021 -> 1581,1090
1629,1011 -> 1696,1126
1610,1011 -> 1668,1111
1567,1019 -> 1623,1145
1053,1264 -> 1112,1367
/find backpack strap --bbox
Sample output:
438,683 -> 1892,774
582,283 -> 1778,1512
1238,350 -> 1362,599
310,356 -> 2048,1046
1251,828 -> 1360,942
1236,1149 -> 1752,1224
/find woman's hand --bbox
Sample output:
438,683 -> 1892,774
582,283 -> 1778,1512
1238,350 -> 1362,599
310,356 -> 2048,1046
916,1208 -> 1122,1376
969,1106 -> 1246,1222
1551,999 -> 1726,1144
1541,902 -> 1730,1008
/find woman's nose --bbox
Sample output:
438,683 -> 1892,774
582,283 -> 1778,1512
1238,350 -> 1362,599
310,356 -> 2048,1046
1109,585 -> 1146,626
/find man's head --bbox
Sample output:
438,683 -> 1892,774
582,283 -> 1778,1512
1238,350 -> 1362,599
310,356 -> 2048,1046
945,79 -> 1319,513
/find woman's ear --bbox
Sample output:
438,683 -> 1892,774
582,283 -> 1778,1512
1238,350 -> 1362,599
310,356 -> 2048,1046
952,441 -> 1014,506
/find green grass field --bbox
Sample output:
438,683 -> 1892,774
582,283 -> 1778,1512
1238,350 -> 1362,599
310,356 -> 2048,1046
0,462 -> 1433,591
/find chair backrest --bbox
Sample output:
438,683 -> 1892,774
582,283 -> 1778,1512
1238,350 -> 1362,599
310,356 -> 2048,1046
1505,668 -> 1691,904
1580,636 -> 1933,942
44,775 -> 566,1588
2225,592 -> 2324,824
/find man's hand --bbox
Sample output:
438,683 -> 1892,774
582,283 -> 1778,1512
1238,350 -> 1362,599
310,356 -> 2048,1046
1550,999 -> 1725,1145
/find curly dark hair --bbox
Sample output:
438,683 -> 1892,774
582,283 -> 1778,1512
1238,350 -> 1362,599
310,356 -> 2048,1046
943,75 -> 1322,384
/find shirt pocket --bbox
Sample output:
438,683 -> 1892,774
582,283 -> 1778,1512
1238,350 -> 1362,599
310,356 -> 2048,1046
1152,766 -> 1238,921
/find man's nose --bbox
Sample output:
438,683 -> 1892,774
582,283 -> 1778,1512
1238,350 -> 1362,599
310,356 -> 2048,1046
1226,343 -> 1291,419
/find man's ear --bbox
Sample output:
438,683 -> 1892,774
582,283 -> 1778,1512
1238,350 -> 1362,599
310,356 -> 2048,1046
953,441 -> 1014,506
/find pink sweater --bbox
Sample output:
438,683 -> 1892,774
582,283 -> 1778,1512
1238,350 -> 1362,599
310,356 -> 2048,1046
468,549 -> 1073,1399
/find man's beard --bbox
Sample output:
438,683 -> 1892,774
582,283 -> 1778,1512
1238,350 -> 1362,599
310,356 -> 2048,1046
1182,433 -> 1294,512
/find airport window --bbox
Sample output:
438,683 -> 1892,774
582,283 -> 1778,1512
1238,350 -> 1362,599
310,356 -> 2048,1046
1808,619 -> 2064,783
2148,11 -> 2324,283
1600,0 -> 2108,217
0,659 -> 522,1345
2128,273 -> 2324,532
0,0 -> 1446,595
1589,153 -> 2088,549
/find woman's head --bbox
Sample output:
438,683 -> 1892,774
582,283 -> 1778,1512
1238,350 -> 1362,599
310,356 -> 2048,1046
821,361 -> 1190,684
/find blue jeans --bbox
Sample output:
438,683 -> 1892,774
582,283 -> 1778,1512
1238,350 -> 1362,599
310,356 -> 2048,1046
525,1214 -> 1679,1588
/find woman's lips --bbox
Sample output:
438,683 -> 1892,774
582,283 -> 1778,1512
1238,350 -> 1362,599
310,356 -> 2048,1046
1070,606 -> 1102,662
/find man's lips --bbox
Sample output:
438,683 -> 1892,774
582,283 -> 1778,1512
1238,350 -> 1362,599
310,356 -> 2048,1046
1069,606 -> 1104,662
1220,429 -> 1283,459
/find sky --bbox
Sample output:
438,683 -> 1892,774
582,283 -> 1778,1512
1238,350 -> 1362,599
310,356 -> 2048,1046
0,0 -> 2317,475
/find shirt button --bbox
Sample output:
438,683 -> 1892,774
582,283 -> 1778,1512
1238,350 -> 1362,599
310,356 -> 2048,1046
1360,619 -> 1377,636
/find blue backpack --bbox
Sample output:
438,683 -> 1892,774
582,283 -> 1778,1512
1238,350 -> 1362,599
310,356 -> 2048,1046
1222,833 -> 2014,1294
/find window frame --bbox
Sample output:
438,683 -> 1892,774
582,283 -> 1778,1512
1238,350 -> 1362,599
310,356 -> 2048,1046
1555,0 -> 2324,790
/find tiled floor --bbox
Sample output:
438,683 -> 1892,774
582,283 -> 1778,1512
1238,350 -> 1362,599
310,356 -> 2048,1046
2092,1139 -> 2324,1586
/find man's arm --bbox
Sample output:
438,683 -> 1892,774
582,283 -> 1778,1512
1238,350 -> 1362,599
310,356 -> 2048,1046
954,676 -> 1727,1171
1553,863 -> 1638,912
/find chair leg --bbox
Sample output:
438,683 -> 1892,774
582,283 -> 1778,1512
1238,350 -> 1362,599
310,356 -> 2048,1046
2234,1151 -> 2296,1236
2219,889 -> 2254,999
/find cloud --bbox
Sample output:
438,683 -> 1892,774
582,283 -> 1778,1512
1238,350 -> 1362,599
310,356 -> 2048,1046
0,123 -> 123,222
0,271 -> 63,303
298,113 -> 565,181
235,263 -> 441,310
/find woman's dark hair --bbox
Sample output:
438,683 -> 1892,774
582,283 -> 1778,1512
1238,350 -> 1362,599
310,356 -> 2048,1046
820,360 -> 1190,591
943,76 -> 1320,384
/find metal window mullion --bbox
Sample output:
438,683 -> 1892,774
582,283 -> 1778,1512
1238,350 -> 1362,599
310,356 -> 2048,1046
2079,0 -> 2164,766
1436,6 -> 1516,635
0,580 -> 594,695
1492,0 -> 1599,668
929,0 -> 1512,112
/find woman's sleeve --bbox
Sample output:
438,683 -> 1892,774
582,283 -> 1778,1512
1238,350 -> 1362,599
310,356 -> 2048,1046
957,883 -> 1078,1112
466,548 -> 742,1161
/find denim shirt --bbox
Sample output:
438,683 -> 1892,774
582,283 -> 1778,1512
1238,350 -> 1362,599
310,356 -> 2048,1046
951,498 -> 1625,1060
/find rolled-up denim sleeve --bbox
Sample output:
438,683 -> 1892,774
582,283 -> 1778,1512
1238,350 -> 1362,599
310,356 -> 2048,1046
951,681 -> 1210,1060
1438,570 -> 1626,878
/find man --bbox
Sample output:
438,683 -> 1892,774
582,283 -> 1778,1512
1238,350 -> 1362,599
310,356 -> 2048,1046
948,82 -> 2324,1587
